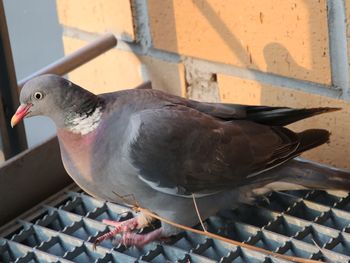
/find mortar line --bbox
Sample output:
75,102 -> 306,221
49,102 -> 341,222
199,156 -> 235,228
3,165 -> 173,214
63,26 -> 181,62
327,0 -> 350,100
183,58 -> 343,101
62,27 -> 345,102
131,0 -> 152,54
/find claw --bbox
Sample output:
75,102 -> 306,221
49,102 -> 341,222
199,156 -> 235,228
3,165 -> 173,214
260,195 -> 271,205
92,240 -> 99,250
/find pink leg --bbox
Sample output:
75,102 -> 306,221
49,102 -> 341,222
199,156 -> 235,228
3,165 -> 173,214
93,217 -> 138,248
119,228 -> 163,247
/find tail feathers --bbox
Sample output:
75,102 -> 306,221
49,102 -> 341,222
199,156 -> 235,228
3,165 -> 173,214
296,129 -> 330,154
275,158 -> 350,191
246,106 -> 340,126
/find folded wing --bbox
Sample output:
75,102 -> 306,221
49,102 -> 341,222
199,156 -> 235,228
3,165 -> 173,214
129,104 -> 329,195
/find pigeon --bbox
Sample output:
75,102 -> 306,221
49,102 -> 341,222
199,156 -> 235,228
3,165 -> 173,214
11,74 -> 350,247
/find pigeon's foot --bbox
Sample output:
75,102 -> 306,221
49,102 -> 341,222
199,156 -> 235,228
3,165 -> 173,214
94,213 -> 162,248
93,217 -> 139,248
116,228 -> 163,247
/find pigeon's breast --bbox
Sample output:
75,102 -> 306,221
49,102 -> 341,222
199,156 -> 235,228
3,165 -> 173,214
56,122 -> 144,202
57,128 -> 104,198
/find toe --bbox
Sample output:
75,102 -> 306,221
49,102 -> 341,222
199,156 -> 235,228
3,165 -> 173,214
102,219 -> 122,227
119,228 -> 163,247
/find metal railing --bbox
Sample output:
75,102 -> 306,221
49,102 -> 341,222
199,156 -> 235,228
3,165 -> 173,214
0,0 -> 27,160
0,0 -> 117,160
17,34 -> 117,89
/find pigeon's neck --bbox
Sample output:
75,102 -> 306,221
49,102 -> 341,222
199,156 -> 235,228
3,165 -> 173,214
64,98 -> 104,136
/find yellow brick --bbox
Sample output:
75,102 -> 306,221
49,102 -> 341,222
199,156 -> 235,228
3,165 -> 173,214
62,36 -> 185,96
149,0 -> 331,84
218,74 -> 350,169
139,56 -> 186,97
56,0 -> 135,40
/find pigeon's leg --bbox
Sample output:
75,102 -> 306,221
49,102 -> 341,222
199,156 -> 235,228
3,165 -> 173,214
94,217 -> 139,246
94,213 -> 160,247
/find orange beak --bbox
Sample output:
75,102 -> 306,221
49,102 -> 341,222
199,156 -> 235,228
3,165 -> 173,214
11,104 -> 32,127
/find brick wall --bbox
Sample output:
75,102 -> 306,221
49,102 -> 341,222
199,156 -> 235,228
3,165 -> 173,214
56,0 -> 350,169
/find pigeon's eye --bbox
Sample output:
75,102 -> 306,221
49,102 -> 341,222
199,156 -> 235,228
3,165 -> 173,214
34,92 -> 43,100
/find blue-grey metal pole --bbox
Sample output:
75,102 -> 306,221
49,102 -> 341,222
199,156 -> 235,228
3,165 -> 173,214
0,0 -> 28,159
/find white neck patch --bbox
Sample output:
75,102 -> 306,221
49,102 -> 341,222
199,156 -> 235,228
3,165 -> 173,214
67,107 -> 103,135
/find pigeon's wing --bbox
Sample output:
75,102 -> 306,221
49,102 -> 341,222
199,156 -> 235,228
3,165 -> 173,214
186,100 -> 339,126
129,104 -> 323,196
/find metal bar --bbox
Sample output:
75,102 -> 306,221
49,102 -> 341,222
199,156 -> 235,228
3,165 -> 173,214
18,33 -> 117,89
327,0 -> 350,100
0,136 -> 71,226
0,0 -> 28,159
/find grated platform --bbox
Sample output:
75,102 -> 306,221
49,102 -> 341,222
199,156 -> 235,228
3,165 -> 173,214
1,185 -> 350,262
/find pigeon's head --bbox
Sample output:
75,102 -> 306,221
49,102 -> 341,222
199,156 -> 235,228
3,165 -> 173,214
11,74 -> 102,130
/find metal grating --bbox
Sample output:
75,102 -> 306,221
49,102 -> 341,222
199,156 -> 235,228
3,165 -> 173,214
1,185 -> 350,262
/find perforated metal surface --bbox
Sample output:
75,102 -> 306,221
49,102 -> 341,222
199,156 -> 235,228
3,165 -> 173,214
1,185 -> 350,262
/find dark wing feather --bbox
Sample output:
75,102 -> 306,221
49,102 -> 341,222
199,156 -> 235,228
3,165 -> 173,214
129,104 -> 306,194
243,106 -> 340,126
187,100 -> 340,126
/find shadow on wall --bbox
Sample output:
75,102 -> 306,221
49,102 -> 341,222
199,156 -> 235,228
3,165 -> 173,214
160,0 -> 349,168
191,0 -> 329,83
4,0 -> 64,148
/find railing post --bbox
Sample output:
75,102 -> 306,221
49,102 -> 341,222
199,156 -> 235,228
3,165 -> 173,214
0,0 -> 28,159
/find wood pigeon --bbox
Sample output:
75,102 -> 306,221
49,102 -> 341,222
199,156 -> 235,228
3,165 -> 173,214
11,74 -> 350,247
